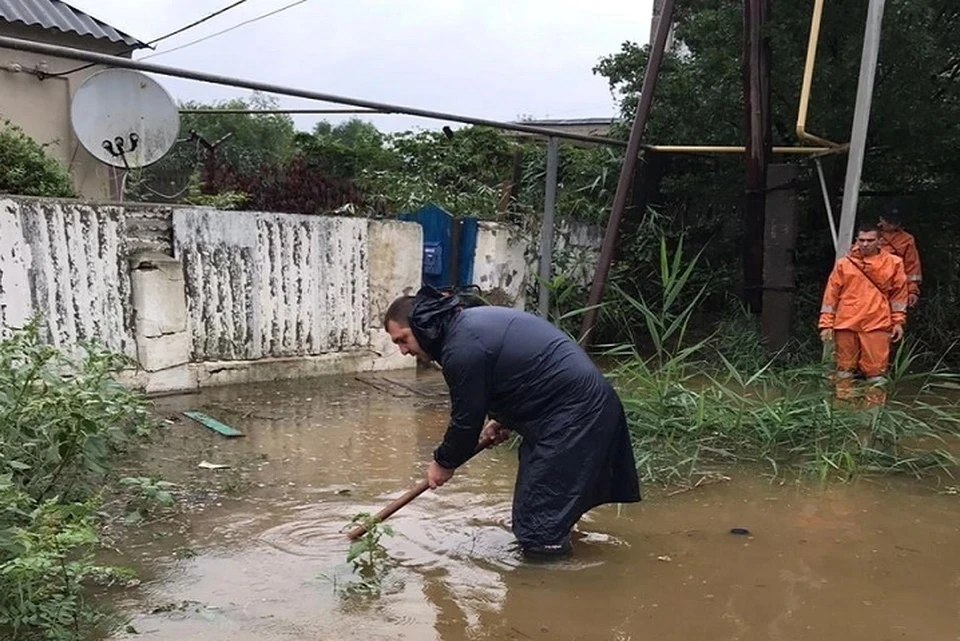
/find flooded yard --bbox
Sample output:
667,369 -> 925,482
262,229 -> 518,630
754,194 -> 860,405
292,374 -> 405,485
105,369 -> 960,641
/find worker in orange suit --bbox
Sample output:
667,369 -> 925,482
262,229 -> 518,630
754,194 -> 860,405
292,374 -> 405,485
819,224 -> 909,406
878,200 -> 922,307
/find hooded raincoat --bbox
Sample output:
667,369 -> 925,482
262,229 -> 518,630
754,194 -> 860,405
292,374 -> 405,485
879,229 -> 922,300
408,287 -> 641,550
818,247 -> 909,403
818,246 -> 908,334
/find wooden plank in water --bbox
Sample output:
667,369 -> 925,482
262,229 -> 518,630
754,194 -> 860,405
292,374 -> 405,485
183,411 -> 245,437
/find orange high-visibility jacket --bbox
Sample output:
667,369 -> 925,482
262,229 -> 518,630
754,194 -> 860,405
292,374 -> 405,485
879,229 -> 922,297
819,247 -> 909,333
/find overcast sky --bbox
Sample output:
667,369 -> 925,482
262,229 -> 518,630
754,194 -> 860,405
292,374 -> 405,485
67,0 -> 652,133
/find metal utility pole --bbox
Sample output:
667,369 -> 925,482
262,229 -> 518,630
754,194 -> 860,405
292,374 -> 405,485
578,0 -> 677,347
538,137 -> 560,317
649,0 -> 674,50
762,164 -> 799,352
742,0 -> 772,314
836,0 -> 887,258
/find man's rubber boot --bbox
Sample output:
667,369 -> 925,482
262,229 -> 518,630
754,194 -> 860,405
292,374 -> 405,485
521,536 -> 572,560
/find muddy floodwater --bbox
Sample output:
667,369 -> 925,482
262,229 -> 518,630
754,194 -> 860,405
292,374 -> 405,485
105,370 -> 960,641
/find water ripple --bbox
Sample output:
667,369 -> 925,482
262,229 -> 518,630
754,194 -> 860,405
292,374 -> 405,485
256,502 -> 363,559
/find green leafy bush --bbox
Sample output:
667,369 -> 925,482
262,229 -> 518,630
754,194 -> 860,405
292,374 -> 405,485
0,321 -> 152,501
0,320 -> 155,640
0,481 -> 134,641
0,121 -> 75,198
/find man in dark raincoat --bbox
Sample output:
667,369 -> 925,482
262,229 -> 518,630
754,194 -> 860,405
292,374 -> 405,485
383,286 -> 641,558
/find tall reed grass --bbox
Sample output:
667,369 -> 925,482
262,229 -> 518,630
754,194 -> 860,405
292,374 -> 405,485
598,237 -> 960,485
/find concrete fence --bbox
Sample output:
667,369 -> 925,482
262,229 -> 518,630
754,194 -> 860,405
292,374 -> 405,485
472,219 -> 603,310
0,197 -> 601,394
0,197 -> 421,394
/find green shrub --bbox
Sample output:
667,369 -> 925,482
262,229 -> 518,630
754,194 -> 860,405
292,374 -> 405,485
0,121 -> 75,198
0,480 -> 134,641
0,320 -> 153,502
0,320 -> 155,640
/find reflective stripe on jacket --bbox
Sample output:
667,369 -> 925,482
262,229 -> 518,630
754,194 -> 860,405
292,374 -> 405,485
819,248 -> 909,332
879,229 -> 921,296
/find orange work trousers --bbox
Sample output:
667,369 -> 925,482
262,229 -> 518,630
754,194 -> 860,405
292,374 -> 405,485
833,329 -> 891,406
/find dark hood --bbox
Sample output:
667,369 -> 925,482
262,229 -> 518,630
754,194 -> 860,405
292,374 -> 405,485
409,286 -> 462,361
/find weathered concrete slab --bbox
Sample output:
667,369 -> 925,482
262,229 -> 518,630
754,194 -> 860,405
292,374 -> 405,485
1,198 -> 135,355
174,209 -> 371,361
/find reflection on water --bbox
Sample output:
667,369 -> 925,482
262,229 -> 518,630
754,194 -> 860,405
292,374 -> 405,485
105,370 -> 960,641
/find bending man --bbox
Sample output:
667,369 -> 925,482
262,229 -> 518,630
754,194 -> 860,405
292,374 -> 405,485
383,286 -> 641,558
819,224 -> 909,406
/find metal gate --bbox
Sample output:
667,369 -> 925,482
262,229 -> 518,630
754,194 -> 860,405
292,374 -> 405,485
399,203 -> 478,290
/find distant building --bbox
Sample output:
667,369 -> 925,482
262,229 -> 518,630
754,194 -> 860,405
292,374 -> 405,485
0,0 -> 147,198
502,117 -> 618,147
650,0 -> 678,52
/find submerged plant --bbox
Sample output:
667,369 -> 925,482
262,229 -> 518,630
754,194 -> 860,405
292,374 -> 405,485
345,513 -> 394,576
118,477 -> 177,524
323,513 -> 396,599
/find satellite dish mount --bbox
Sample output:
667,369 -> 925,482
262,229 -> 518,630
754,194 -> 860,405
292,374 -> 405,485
70,68 -> 180,196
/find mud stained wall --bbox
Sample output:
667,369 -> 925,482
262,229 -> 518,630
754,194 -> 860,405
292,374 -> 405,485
473,222 -> 528,309
0,198 -> 134,354
0,201 -> 33,330
173,209 -> 369,361
367,220 -> 424,371
1,197 -> 421,394
469,220 -> 603,310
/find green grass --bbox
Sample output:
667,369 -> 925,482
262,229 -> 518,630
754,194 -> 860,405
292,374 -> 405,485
612,345 -> 960,485
597,235 -> 960,486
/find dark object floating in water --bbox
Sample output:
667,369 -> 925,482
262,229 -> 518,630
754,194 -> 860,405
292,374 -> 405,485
730,528 -> 750,536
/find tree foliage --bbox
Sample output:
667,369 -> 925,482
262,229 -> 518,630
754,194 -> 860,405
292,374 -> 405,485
592,0 -> 960,359
202,154 -> 376,216
126,92 -> 296,203
0,121 -> 75,198
355,126 -> 620,222
296,118 -> 397,180
128,95 -> 620,224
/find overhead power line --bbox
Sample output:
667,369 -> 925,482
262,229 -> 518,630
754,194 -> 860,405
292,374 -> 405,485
139,0 -> 311,61
49,0 -> 251,77
148,0 -> 253,47
7,34 -> 627,147
7,36 -> 846,156
5,34 -> 843,152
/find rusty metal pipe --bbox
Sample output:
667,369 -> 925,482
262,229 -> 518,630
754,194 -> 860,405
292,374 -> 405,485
578,0 -> 678,347
0,35 -> 628,148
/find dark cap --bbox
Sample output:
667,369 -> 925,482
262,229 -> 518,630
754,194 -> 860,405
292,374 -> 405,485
881,199 -> 906,224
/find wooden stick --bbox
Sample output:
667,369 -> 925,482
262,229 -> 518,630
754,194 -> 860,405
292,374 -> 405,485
345,436 -> 496,540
